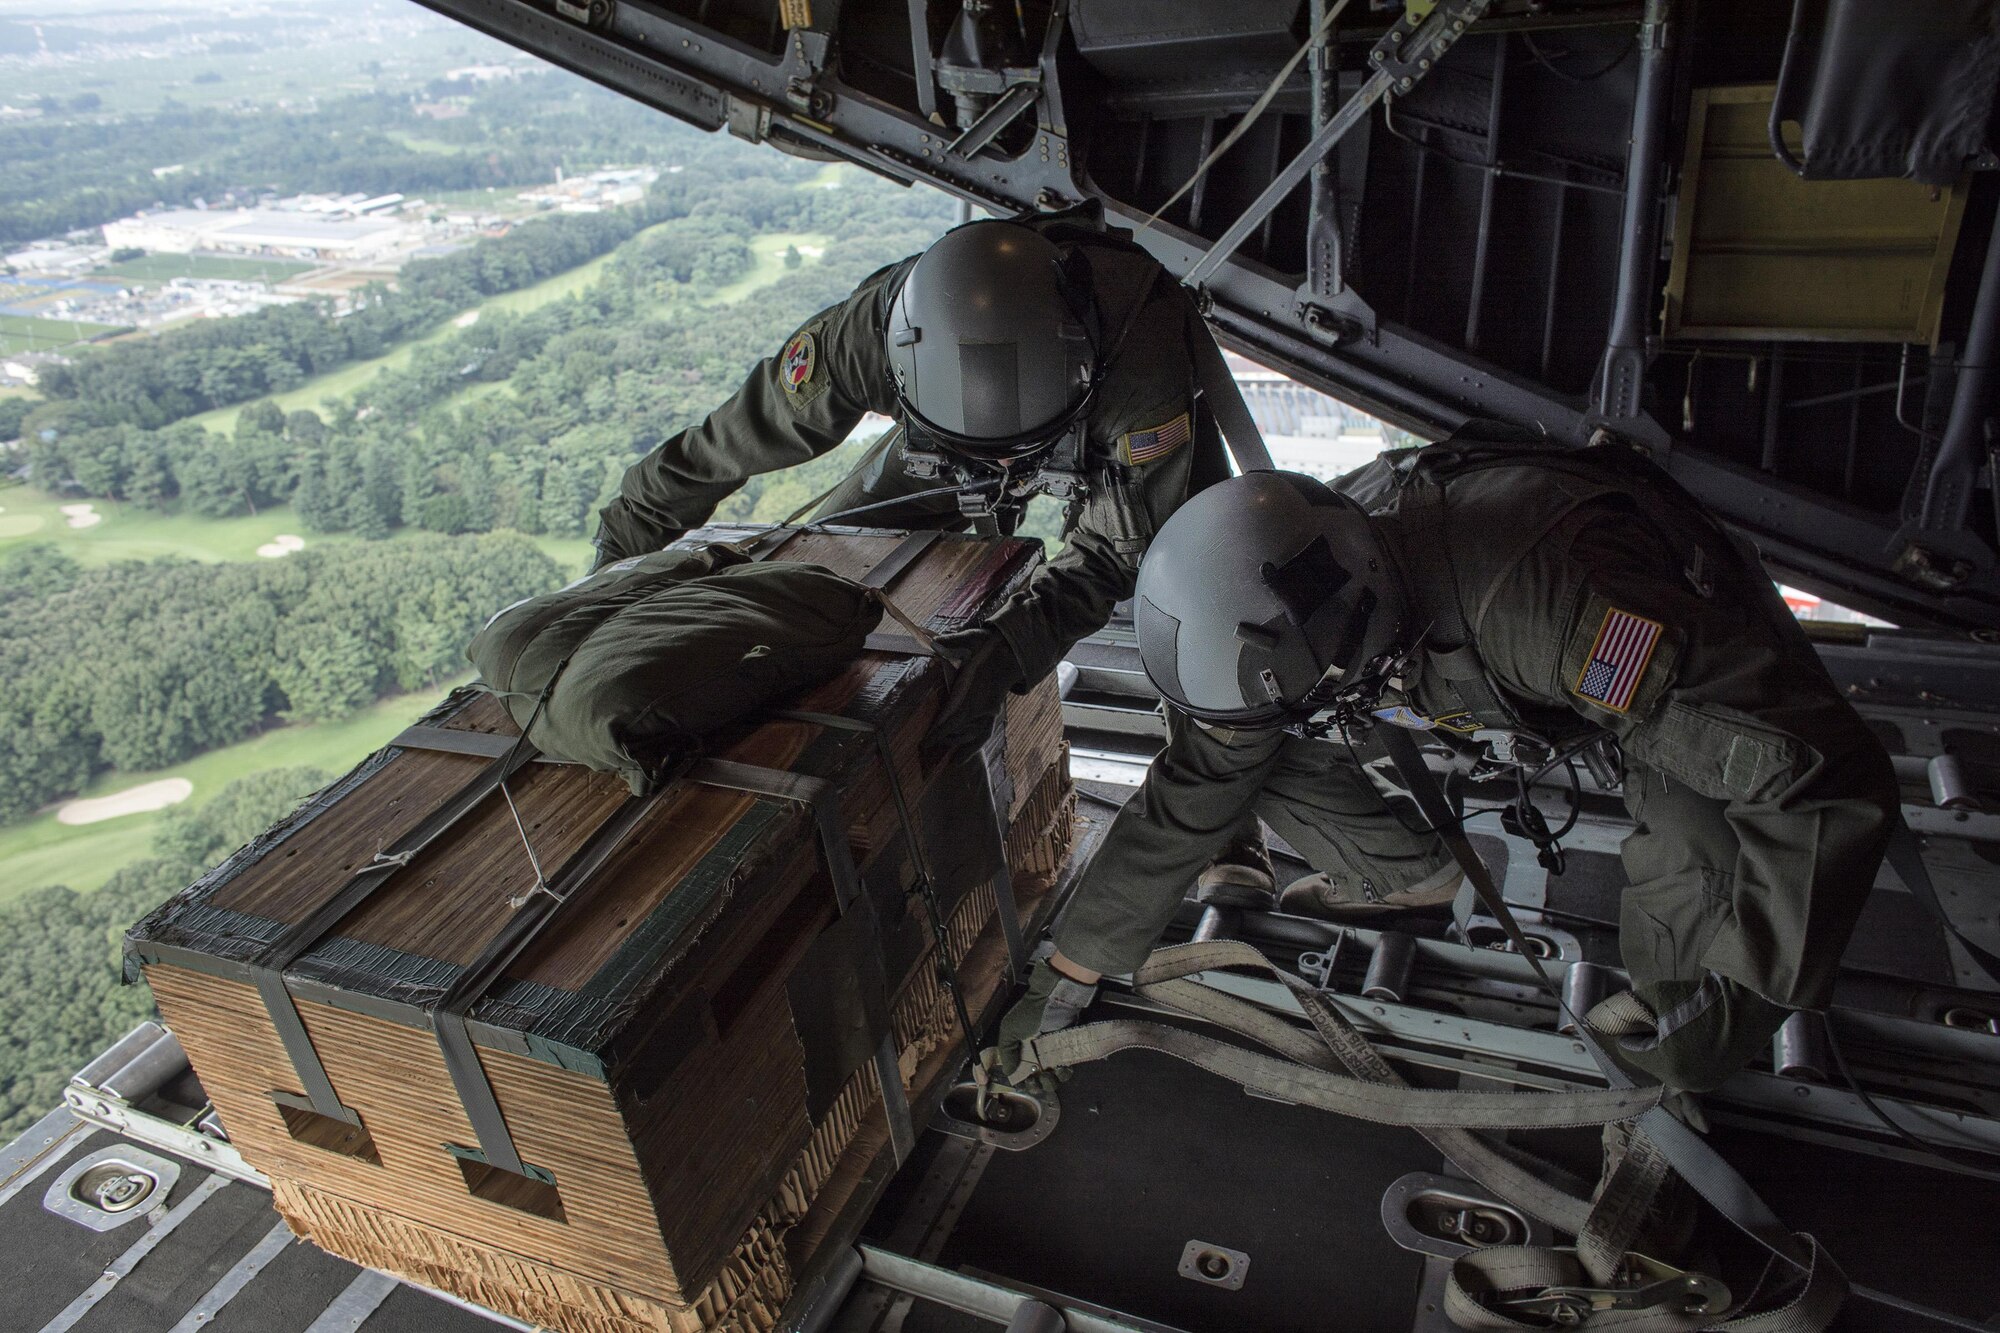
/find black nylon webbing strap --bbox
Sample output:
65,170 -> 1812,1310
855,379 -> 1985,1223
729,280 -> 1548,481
1886,821 -> 2000,987
972,728 -> 1028,979
252,740 -> 540,1127
1184,291 -> 1274,474
1376,724 -> 1847,1328
861,529 -> 942,590
687,758 -> 918,1165
390,724 -> 545,761
775,707 -> 996,1096
432,790 -> 663,1180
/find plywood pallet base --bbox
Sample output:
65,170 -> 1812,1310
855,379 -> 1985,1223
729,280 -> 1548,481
271,785 -> 1077,1333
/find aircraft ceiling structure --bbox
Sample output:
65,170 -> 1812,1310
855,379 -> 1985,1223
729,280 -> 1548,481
409,0 -> 2000,632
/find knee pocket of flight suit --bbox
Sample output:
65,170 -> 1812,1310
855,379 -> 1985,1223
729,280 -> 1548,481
1622,701 -> 1822,804
1618,870 -> 1735,996
1619,768 -> 1737,992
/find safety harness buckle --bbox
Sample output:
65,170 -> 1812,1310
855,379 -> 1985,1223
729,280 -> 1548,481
1498,1254 -> 1729,1327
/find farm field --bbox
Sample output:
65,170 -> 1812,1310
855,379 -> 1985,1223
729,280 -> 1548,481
96,253 -> 317,284
0,312 -> 128,355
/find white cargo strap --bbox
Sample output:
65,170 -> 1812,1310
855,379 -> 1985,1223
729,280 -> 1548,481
1372,724 -> 1846,1331
1020,941 -> 1659,1132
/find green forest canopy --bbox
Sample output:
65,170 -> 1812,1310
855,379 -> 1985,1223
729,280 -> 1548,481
0,533 -> 557,825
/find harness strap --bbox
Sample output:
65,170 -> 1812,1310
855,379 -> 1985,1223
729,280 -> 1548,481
1182,289 -> 1274,475
1885,820 -> 2000,987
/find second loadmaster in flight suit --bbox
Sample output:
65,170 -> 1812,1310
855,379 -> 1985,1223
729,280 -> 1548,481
590,206 -> 1237,755
995,440 -> 1899,1093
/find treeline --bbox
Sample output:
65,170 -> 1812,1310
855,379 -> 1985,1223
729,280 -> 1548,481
26,168 -> 952,546
0,766 -> 329,1138
0,534 -> 558,824
0,69 -> 729,248
31,207 -> 657,430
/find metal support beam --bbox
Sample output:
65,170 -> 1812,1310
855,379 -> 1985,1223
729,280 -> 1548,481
908,0 -> 938,122
856,1245 -> 1186,1333
1595,0 -> 1673,421
1919,207 -> 2000,536
1465,34 -> 1508,351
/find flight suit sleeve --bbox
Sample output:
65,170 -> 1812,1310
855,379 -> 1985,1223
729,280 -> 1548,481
1479,504 -> 1898,1087
591,263 -> 907,563
983,438 -> 1196,683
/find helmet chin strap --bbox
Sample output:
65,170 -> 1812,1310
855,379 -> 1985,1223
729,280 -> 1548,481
900,412 -> 1092,529
1294,632 -> 1422,737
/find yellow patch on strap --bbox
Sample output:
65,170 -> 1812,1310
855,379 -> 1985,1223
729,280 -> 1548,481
779,0 -> 812,27
1118,411 -> 1191,465
1571,605 -> 1664,713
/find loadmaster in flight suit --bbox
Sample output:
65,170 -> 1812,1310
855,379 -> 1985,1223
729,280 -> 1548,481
593,209 -> 1222,744
593,206 -> 1272,890
994,440 -> 1899,1093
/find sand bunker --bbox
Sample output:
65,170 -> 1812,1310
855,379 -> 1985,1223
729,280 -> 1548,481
796,244 -> 826,258
58,778 -> 193,826
255,533 -> 307,559
59,502 -> 102,529
0,513 -> 44,537
455,310 -> 481,328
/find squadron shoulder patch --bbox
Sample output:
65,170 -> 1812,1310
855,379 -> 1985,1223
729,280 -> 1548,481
780,328 -> 824,406
1572,605 -> 1664,713
1118,411 -> 1191,465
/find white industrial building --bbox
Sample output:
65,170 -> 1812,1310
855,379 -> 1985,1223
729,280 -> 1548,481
103,208 -> 411,261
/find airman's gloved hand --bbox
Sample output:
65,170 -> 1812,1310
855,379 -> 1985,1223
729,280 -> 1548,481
985,952 -> 1098,1097
929,626 -> 1023,753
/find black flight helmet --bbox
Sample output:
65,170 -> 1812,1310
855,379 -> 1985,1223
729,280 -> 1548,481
1134,472 -> 1409,728
885,219 -> 1099,466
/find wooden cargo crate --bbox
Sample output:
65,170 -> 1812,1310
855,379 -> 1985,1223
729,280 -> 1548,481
125,526 -> 1078,1330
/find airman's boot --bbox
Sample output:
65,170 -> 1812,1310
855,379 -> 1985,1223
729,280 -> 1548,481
1194,825 -> 1277,910
1277,862 -> 1463,920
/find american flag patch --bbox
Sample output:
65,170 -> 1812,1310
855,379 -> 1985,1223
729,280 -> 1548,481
1119,412 -> 1191,465
1573,606 -> 1663,713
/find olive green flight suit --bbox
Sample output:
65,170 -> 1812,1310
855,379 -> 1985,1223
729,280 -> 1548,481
1055,442 -> 1899,1092
593,210 -> 1220,685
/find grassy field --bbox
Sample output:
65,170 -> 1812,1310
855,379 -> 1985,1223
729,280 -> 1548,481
0,313 -> 128,355
0,484 -> 594,579
706,231 -> 829,306
0,488 -> 343,566
97,254 -> 316,285
0,690 -> 451,901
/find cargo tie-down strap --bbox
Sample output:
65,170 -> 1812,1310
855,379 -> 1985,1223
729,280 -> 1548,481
253,529 -> 965,1186
354,726 -> 923,1178
421,529 -> 962,1174
249,741 -> 543,1132
1018,728 -> 1848,1332
1377,723 -> 1845,1332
